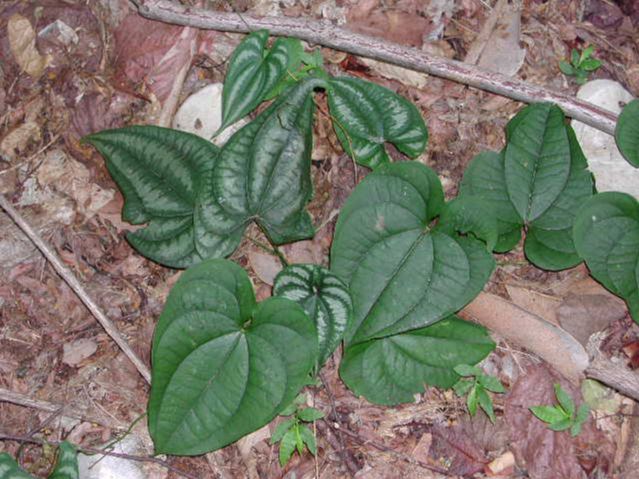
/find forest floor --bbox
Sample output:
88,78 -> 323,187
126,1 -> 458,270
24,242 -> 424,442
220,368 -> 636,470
1,0 -> 639,478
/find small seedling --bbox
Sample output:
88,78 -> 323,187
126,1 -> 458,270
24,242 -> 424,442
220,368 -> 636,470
453,364 -> 505,423
530,383 -> 590,436
559,45 -> 602,84
271,394 -> 324,467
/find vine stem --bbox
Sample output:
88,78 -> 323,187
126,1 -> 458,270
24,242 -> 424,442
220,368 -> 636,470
136,0 -> 618,135
0,194 -> 151,385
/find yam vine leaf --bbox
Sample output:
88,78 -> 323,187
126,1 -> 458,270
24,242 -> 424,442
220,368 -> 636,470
573,192 -> 639,323
0,453 -> 34,479
48,442 -> 79,479
327,76 -> 428,169
615,98 -> 639,167
195,77 -> 326,259
273,264 -> 352,367
331,161 -> 495,346
148,259 -> 317,455
83,126 -> 219,268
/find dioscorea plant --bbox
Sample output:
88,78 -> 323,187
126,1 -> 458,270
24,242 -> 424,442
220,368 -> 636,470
80,29 -> 639,458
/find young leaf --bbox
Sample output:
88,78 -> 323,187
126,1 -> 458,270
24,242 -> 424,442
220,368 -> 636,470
220,30 -> 290,131
554,384 -> 575,417
530,405 -> 568,424
273,264 -> 353,367
279,428 -> 298,467
0,453 -> 34,478
581,58 -> 601,71
279,402 -> 298,417
477,374 -> 506,393
83,126 -> 219,268
467,385 -> 479,416
615,99 -> 639,167
48,441 -> 79,479
548,417 -> 573,431
196,77 -> 326,259
327,76 -> 428,169
559,60 -> 575,76
297,407 -> 325,422
339,316 -> 495,405
148,259 -> 318,455
476,386 -> 496,423
571,404 -> 590,437
454,378 -> 474,397
571,48 -> 580,66
504,103 -> 571,223
299,425 -> 318,455
271,418 -> 296,443
573,192 -> 639,322
331,162 -> 494,345
453,364 -> 483,377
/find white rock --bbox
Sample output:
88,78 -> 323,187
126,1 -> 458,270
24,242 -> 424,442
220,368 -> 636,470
572,79 -> 639,197
78,435 -> 147,479
172,83 -> 248,146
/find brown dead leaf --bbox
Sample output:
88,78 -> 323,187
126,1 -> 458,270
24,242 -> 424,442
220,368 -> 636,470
557,294 -> 627,346
248,251 -> 282,286
506,284 -> 561,325
7,14 -> 49,78
430,424 -> 488,476
62,338 -> 98,367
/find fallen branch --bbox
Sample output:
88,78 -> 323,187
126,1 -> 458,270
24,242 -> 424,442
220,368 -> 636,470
0,194 -> 151,384
136,0 -> 617,135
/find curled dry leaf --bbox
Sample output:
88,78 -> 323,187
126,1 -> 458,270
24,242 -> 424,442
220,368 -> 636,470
7,14 -> 50,78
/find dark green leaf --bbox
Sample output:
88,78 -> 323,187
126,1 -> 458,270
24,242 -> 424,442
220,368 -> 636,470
554,383 -> 575,417
453,364 -> 482,377
573,192 -> 639,322
615,99 -> 639,167
220,30 -> 290,130
0,453 -> 34,478
530,405 -> 568,424
327,76 -> 428,169
437,196 -> 499,251
339,316 -> 495,405
299,425 -> 317,455
297,407 -> 325,422
279,429 -> 297,467
331,162 -> 494,345
477,386 -> 496,423
48,442 -> 79,479
271,418 -> 296,443
505,103 -> 571,222
273,264 -> 352,366
148,259 -> 317,455
263,38 -> 305,101
83,126 -> 219,268
196,77 -> 326,258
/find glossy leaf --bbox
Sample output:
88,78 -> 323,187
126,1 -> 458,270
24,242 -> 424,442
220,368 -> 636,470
615,98 -> 639,167
327,76 -> 428,169
505,103 -> 571,222
83,126 -> 219,268
220,30 -> 291,131
48,442 -> 79,479
148,259 -> 317,455
573,192 -> 639,322
438,196 -> 499,251
273,264 -> 352,366
0,453 -> 33,478
331,162 -> 494,345
196,77 -> 325,259
339,316 -> 495,405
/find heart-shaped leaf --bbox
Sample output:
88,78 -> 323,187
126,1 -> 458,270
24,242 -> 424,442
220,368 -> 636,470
196,77 -> 326,259
148,259 -> 317,455
0,453 -> 33,478
273,264 -> 352,367
220,30 -> 292,131
83,126 -> 219,268
437,195 -> 499,251
505,103 -> 571,222
339,315 -> 495,405
330,162 -> 494,345
49,442 -> 79,479
573,192 -> 639,322
327,76 -> 428,169
615,98 -> 639,167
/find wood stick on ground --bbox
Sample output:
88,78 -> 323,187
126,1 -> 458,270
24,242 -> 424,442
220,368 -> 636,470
135,0 -> 618,135
0,194 -> 151,384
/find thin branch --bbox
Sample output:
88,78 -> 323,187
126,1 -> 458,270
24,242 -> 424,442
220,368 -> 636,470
0,433 -> 199,479
137,0 -> 618,135
0,195 -> 151,384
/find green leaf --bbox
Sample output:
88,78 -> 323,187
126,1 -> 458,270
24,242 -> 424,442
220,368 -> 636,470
299,425 -> 318,455
263,38 -> 305,101
273,264 -> 353,366
196,77 -> 326,258
83,126 -> 219,268
530,405 -> 568,424
554,383 -> 575,417
477,386 -> 496,423
148,259 -> 317,455
327,76 -> 428,169
580,58 -> 601,71
453,378 -> 474,397
331,162 -> 494,345
505,103 -> 571,223
279,428 -> 297,467
467,385 -> 479,416
48,442 -> 79,479
559,60 -> 575,76
339,315 -> 495,405
0,453 -> 34,478
477,374 -> 505,393
453,364 -> 482,377
279,402 -> 298,417
220,30 -> 291,131
437,196 -> 499,251
615,99 -> 639,167
573,192 -> 639,321
294,425 -> 305,455
580,45 -> 594,62
459,151 -> 522,253
524,125 -> 594,270
571,48 -> 580,66
271,418 -> 296,443
549,417 -> 573,431
571,404 -> 590,436
297,407 -> 325,422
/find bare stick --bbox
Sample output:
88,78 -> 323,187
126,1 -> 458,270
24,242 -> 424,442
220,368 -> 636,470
0,195 -> 151,384
586,334 -> 639,403
136,0 -> 617,135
